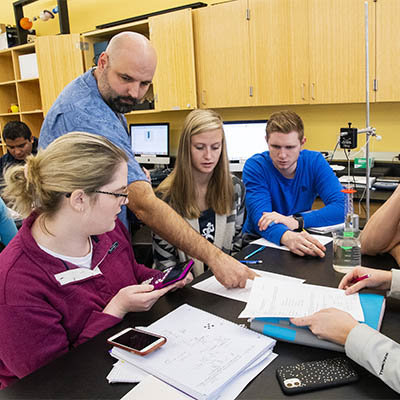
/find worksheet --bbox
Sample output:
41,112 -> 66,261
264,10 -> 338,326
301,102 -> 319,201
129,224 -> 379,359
193,269 -> 304,303
251,234 -> 332,251
239,277 -> 364,321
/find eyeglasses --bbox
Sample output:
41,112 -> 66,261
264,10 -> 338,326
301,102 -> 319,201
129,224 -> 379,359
65,190 -> 128,199
93,190 -> 128,199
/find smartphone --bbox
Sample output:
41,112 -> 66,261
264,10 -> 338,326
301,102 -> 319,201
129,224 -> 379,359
151,259 -> 194,290
107,327 -> 166,356
276,357 -> 358,394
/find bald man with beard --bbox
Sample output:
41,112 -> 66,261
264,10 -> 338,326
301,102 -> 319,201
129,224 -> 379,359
39,32 -> 255,289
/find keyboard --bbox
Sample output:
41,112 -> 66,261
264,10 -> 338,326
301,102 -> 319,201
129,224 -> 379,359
372,179 -> 399,191
339,175 -> 376,188
149,168 -> 172,186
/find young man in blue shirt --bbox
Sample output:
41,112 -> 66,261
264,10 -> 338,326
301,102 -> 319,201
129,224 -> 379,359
243,110 -> 345,257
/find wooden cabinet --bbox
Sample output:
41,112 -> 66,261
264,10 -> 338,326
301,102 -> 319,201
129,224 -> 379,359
0,43 -> 43,156
308,0 -> 375,104
194,0 -> 376,108
193,1 -> 253,108
149,9 -> 197,111
249,0 -> 309,105
375,0 -> 400,102
36,34 -> 84,115
81,9 -> 197,113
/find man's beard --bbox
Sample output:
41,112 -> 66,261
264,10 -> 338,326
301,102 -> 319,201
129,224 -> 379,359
106,95 -> 139,114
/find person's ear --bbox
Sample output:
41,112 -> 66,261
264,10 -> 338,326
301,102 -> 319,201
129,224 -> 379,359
67,190 -> 86,213
301,137 -> 307,147
97,52 -> 108,71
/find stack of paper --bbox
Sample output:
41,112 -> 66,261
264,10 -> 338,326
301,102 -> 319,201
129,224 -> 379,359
250,235 -> 332,252
239,277 -> 364,320
307,222 -> 345,234
110,304 -> 276,400
106,360 -> 148,384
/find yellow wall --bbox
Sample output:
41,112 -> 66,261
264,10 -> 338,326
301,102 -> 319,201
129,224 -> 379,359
1,1 -> 399,157
129,103 -> 400,157
0,0 -> 212,34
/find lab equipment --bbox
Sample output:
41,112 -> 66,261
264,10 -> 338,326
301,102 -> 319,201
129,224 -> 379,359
333,185 -> 361,274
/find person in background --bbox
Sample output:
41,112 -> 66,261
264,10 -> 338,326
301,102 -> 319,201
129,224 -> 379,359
360,184 -> 400,265
291,266 -> 400,393
0,121 -> 38,177
152,109 -> 246,277
242,110 -> 345,258
0,197 -> 17,248
38,31 -> 254,289
0,132 -> 191,389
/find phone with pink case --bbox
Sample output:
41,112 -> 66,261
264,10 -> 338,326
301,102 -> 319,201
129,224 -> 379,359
152,259 -> 194,289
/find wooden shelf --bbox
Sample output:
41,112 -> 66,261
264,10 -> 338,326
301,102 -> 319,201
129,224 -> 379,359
0,80 -> 16,86
20,110 -> 43,114
17,80 -> 42,112
17,77 -> 39,83
0,112 -> 19,117
0,43 -> 44,145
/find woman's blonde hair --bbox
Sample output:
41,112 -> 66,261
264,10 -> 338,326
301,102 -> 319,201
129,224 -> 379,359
157,109 -> 233,219
2,131 -> 128,219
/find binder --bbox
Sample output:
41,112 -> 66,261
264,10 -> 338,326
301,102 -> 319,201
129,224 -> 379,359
250,293 -> 386,352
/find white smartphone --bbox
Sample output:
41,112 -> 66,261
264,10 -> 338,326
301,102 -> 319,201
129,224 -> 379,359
107,327 -> 166,356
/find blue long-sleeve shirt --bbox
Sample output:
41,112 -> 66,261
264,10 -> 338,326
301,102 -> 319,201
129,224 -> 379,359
39,69 -> 147,228
0,198 -> 17,246
242,150 -> 345,245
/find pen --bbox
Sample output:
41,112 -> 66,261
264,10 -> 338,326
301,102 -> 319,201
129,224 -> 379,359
351,274 -> 371,284
244,245 -> 266,260
239,260 -> 263,264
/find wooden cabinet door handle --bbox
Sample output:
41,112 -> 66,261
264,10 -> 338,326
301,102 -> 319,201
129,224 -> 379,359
201,90 -> 206,105
311,83 -> 316,100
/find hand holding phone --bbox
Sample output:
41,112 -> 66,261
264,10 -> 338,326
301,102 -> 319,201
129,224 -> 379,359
103,283 -> 173,318
108,327 -> 166,356
148,260 -> 194,290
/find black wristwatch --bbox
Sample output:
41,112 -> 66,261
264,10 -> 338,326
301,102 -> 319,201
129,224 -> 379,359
293,214 -> 304,232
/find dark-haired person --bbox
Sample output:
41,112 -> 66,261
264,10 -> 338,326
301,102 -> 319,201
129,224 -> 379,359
39,31 -> 255,289
152,109 -> 245,277
0,132 -> 191,388
0,121 -> 38,177
243,110 -> 345,258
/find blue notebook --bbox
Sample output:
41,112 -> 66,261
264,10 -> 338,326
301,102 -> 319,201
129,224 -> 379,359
250,293 -> 386,352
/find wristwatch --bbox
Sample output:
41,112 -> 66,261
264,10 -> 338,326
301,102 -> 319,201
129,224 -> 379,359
293,214 -> 304,232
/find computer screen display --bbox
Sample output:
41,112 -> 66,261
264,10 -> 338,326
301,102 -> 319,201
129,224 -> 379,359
130,123 -> 169,156
223,120 -> 268,162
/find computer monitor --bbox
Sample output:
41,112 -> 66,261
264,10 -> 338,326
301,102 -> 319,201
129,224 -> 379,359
130,123 -> 170,165
223,120 -> 268,171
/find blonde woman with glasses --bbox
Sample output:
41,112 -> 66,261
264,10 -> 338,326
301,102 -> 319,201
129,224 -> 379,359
0,132 -> 190,389
152,109 -> 246,277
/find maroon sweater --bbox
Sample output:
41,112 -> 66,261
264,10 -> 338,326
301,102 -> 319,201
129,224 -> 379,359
0,213 -> 162,388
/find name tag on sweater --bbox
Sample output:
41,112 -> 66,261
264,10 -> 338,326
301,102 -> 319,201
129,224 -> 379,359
54,266 -> 102,285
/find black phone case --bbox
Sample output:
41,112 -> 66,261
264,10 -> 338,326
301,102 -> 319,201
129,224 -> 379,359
276,357 -> 358,394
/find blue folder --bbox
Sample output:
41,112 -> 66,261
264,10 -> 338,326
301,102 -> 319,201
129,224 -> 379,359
249,293 -> 386,352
